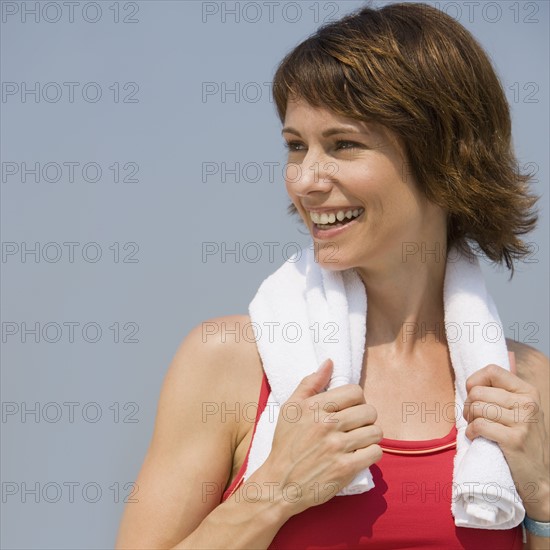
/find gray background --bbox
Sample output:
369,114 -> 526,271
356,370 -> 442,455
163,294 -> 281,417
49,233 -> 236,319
1,0 -> 548,548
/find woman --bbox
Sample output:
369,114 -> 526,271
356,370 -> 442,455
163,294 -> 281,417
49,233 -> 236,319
116,2 -> 549,548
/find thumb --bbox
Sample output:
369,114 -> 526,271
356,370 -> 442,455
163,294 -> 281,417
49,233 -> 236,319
290,358 -> 333,401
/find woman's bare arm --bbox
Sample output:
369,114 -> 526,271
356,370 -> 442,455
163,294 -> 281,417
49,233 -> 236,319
507,340 -> 550,550
115,315 -> 284,549
116,315 -> 383,549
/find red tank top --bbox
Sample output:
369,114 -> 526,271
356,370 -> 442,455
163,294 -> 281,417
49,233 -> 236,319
222,367 -> 523,549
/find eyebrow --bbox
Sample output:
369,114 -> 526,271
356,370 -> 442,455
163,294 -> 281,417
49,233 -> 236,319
281,125 -> 369,138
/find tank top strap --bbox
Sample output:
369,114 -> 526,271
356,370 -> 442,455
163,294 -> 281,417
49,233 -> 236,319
221,370 -> 271,502
380,424 -> 457,455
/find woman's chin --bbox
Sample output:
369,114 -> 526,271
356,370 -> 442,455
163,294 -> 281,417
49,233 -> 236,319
313,249 -> 353,271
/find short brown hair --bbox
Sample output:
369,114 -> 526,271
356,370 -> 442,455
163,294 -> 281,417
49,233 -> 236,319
272,2 -> 539,275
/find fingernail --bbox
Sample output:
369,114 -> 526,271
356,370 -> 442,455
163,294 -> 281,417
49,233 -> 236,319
317,358 -> 330,372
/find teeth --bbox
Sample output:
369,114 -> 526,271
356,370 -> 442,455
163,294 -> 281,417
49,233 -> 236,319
309,208 -> 363,224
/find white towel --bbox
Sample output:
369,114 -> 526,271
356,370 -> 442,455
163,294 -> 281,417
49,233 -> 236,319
243,242 -> 525,529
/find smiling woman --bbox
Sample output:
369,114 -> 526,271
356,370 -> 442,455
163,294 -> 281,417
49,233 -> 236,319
281,104 -> 445,272
273,5 -> 539,274
115,3 -> 549,550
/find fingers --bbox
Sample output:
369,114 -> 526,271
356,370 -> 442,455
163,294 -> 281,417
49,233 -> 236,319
465,363 -> 532,394
465,404 -> 519,428
508,351 -> 517,375
332,403 -> 378,432
465,410 -> 543,458
464,384 -> 541,427
290,357 -> 371,416
343,443 -> 384,473
465,398 -> 540,428
464,386 -> 518,416
314,383 -> 367,410
292,380 -> 367,416
290,359 -> 334,401
342,424 -> 384,453
465,415 -> 512,445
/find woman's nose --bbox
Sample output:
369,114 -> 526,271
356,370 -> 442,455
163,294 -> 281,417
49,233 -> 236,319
285,150 -> 336,195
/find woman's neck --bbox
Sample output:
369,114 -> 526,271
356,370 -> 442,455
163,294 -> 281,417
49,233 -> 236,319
356,249 -> 448,354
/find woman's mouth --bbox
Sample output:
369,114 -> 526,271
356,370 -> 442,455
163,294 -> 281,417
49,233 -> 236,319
308,208 -> 365,239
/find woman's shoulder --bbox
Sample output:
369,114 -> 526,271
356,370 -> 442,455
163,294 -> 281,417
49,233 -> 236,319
505,338 -> 549,384
182,314 -> 262,371
169,314 -> 264,413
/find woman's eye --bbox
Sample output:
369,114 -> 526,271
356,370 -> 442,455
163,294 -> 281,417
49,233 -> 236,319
336,140 -> 361,150
283,140 -> 362,152
283,141 -> 304,151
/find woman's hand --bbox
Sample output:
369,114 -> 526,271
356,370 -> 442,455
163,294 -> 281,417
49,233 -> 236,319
463,363 -> 550,522
250,358 -> 383,519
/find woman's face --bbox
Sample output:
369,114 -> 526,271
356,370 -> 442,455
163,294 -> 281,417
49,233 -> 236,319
283,98 -> 447,272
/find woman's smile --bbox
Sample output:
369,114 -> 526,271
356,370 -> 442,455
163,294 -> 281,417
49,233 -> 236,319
308,208 -> 365,239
